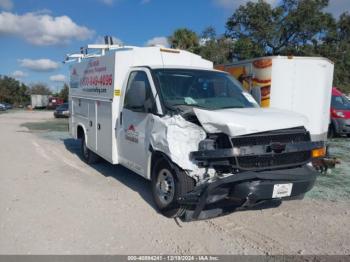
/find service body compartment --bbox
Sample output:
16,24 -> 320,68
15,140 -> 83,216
96,101 -> 113,162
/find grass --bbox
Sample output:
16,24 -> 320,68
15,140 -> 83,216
307,138 -> 350,201
21,118 -> 69,132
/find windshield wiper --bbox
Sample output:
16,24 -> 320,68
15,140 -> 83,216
216,106 -> 245,109
163,103 -> 183,115
170,103 -> 209,109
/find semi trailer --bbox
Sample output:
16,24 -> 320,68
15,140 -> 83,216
66,42 -> 328,220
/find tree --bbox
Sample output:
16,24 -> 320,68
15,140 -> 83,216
0,75 -> 30,105
168,28 -> 200,52
226,0 -> 335,58
316,12 -> 350,92
30,83 -> 52,95
59,83 -> 69,102
199,27 -> 234,64
201,26 -> 216,41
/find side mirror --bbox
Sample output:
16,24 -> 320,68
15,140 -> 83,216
126,81 -> 146,109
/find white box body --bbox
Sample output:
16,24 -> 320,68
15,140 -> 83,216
216,56 -> 334,141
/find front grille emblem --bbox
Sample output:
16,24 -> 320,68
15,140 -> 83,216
268,142 -> 286,153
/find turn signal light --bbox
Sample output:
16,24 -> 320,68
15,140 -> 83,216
312,147 -> 326,158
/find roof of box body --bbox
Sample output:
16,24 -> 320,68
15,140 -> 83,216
66,46 -> 213,69
217,55 -> 334,67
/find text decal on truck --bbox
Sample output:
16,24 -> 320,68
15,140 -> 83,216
69,55 -> 116,99
80,60 -> 113,94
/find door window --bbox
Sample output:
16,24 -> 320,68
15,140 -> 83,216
124,71 -> 157,113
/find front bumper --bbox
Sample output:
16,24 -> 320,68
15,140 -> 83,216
179,165 -> 317,221
54,111 -> 70,118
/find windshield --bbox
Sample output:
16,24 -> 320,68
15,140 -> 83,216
152,69 -> 258,110
332,95 -> 350,110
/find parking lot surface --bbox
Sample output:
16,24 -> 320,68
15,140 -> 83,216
1,110 -> 350,255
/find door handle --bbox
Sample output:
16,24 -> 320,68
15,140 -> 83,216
89,121 -> 92,127
120,112 -> 123,125
97,123 -> 101,130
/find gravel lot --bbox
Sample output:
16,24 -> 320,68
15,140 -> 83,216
1,110 -> 350,255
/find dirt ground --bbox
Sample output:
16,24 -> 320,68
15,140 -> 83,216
1,110 -> 350,255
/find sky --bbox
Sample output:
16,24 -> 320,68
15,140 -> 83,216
0,0 -> 349,91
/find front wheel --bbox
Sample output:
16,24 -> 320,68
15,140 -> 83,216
81,135 -> 100,164
151,158 -> 195,218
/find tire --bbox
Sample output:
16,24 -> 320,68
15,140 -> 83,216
151,157 -> 195,218
81,135 -> 100,164
328,124 -> 337,139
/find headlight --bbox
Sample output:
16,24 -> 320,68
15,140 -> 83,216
199,139 -> 216,151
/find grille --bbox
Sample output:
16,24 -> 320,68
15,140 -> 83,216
231,129 -> 310,147
231,128 -> 311,170
237,151 -> 311,170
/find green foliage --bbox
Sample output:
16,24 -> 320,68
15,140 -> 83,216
168,28 -> 200,53
226,0 -> 334,57
0,75 -> 30,105
198,27 -> 234,64
318,13 -> 350,92
29,83 -> 52,95
58,83 -> 69,102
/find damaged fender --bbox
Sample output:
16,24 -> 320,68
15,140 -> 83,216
145,114 -> 207,177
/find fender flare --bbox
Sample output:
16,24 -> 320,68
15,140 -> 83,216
148,147 -> 184,180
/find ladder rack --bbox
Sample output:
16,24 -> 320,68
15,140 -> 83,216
63,35 -> 136,63
64,44 -> 122,63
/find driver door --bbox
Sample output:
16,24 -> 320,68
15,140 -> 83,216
116,69 -> 160,177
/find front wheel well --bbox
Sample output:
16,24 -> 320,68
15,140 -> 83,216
151,151 -> 169,175
150,150 -> 196,185
77,125 -> 85,140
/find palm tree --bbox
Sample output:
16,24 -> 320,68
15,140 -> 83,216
168,28 -> 199,53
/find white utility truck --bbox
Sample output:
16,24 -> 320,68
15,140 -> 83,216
67,42 -> 327,220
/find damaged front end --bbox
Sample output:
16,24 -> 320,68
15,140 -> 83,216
179,127 -> 323,221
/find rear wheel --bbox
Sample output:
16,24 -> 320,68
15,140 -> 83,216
151,157 -> 195,218
81,135 -> 100,164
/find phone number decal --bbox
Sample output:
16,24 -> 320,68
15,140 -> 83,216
80,74 -> 113,87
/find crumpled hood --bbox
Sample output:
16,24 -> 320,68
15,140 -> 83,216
193,107 -> 309,137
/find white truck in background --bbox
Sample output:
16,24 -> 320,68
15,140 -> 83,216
66,40 -> 328,220
30,94 -> 49,109
215,56 -> 334,142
